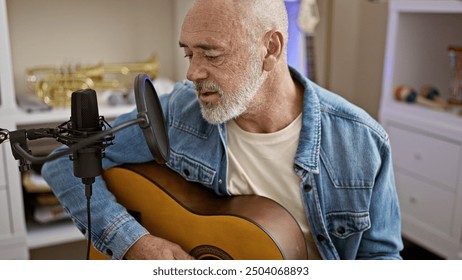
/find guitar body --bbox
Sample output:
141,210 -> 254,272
90,162 -> 308,260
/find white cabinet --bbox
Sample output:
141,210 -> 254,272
0,0 -> 27,259
379,0 -> 462,259
0,0 -> 193,259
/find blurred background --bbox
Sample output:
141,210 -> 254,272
1,0 -> 461,260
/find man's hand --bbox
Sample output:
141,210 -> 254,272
124,234 -> 195,260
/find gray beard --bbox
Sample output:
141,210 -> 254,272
196,64 -> 265,125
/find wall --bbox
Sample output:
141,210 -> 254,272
173,0 -> 195,82
6,0 -> 176,95
323,0 -> 388,119
352,1 -> 388,119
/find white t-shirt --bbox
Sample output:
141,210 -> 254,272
226,114 -> 321,259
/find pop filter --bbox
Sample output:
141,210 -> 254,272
134,74 -> 170,164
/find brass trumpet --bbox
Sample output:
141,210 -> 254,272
26,54 -> 160,107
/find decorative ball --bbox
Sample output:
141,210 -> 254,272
394,85 -> 417,103
420,85 -> 440,100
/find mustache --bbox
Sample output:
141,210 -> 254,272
194,80 -> 222,94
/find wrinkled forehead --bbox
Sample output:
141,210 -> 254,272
181,0 -> 248,39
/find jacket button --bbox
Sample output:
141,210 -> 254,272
106,249 -> 113,256
303,184 -> 312,192
336,226 -> 346,234
183,169 -> 190,176
316,234 -> 326,242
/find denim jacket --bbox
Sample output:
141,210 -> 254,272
42,67 -> 403,260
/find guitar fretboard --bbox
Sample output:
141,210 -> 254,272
306,34 -> 316,83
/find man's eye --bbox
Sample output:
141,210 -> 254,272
184,54 -> 193,60
204,54 -> 222,61
204,55 -> 218,61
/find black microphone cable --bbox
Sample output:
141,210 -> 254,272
83,177 -> 93,260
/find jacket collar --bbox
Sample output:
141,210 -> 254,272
289,66 -> 321,174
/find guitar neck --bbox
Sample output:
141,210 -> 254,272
305,34 -> 316,83
297,0 -> 319,83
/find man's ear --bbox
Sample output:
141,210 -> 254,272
263,30 -> 284,71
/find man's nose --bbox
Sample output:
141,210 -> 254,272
186,57 -> 208,82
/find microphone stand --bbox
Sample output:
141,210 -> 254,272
8,118 -> 145,165
1,116 -> 149,260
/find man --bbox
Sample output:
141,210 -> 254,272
42,0 -> 403,260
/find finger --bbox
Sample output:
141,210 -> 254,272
174,253 -> 195,260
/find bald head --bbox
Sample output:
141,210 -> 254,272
245,0 -> 289,43
184,0 -> 289,52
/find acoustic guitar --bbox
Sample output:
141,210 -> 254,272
90,162 -> 308,260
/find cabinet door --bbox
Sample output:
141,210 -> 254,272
396,171 -> 455,235
388,125 -> 461,191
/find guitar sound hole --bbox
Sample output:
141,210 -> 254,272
190,245 -> 234,260
200,256 -> 221,260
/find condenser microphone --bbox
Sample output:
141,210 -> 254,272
70,88 -> 103,182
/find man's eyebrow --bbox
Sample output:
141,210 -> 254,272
178,41 -> 215,51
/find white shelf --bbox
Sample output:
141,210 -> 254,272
390,0 -> 462,13
380,0 -> 462,130
26,220 -> 84,250
13,104 -> 135,126
381,102 -> 462,139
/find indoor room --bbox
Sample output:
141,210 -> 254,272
1,0 -> 461,262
